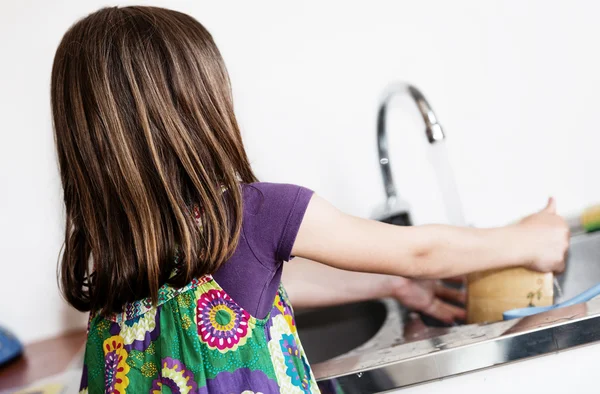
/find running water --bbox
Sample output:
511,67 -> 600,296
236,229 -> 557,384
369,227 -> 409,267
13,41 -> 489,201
427,141 -> 467,227
554,276 -> 564,300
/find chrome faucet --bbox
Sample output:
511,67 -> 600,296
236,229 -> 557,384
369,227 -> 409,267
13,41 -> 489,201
375,83 -> 446,225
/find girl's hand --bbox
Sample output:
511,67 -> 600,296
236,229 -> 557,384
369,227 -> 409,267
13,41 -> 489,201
391,277 -> 466,324
517,197 -> 570,274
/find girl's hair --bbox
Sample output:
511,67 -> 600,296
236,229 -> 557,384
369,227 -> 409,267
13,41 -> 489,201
51,6 -> 257,315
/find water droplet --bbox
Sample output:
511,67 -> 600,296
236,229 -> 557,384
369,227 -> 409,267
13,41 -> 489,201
357,372 -> 363,378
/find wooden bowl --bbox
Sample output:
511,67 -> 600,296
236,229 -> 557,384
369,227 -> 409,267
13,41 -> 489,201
467,268 -> 554,324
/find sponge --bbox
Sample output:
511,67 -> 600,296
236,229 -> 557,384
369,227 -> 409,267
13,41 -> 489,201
581,205 -> 600,233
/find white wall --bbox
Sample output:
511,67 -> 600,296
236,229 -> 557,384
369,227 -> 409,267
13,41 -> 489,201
2,0 -> 600,343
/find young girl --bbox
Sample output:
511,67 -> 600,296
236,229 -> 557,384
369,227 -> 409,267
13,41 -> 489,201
51,6 -> 569,394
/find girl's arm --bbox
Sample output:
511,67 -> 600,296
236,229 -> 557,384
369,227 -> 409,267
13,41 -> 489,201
283,257 -> 466,323
283,257 -> 401,308
292,196 -> 569,278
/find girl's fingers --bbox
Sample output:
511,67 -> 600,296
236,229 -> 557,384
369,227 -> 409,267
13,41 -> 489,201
443,275 -> 466,284
435,283 -> 467,304
422,299 -> 453,323
422,298 -> 467,323
437,299 -> 467,321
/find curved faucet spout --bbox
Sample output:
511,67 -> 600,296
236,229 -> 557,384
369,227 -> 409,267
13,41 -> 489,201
377,83 -> 445,204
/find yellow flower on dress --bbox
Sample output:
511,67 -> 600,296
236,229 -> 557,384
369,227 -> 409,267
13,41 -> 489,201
274,294 -> 296,333
103,335 -> 130,393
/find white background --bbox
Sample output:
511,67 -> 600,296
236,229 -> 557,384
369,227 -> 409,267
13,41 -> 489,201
2,0 -> 600,344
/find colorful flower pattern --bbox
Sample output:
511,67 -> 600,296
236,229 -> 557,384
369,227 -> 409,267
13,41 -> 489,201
195,288 -> 255,352
110,307 -> 160,352
280,334 -> 312,393
198,368 -> 280,394
268,313 -> 317,393
151,357 -> 198,394
274,293 -> 297,333
103,336 -> 130,393
83,277 -> 319,393
108,276 -> 211,323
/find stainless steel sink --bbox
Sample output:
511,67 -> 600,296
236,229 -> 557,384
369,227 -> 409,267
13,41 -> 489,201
555,231 -> 600,302
295,301 -> 387,364
303,231 -> 600,392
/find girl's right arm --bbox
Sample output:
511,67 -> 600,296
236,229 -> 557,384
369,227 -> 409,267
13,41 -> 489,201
292,195 -> 569,278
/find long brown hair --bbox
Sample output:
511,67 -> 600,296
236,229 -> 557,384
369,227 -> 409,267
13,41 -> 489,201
51,6 -> 257,315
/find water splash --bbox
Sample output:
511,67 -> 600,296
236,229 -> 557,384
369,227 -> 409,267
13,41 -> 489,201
554,276 -> 564,300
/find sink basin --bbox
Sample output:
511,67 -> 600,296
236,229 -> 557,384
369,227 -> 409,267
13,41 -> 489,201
556,231 -> 600,302
295,301 -> 387,364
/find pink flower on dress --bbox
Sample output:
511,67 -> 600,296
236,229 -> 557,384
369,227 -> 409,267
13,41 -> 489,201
196,288 -> 255,352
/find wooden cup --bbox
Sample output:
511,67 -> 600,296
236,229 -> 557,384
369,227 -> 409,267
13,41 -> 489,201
467,268 -> 554,324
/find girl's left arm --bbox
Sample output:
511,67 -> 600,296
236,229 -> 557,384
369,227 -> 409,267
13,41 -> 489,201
282,257 -> 466,323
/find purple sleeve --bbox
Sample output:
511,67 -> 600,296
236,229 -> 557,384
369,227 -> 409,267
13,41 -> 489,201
242,182 -> 314,264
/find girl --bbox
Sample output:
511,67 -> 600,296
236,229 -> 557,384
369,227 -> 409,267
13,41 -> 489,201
51,6 -> 569,394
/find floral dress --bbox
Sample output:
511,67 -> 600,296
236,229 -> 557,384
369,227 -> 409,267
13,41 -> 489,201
79,275 -> 320,393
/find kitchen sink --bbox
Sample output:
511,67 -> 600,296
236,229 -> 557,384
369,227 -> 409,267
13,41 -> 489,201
295,300 -> 387,364
305,231 -> 600,391
295,232 -> 600,367
556,231 -> 600,302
